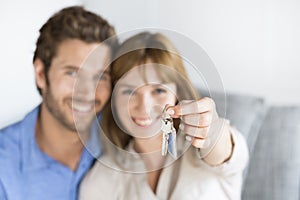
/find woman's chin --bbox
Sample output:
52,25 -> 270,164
129,118 -> 162,138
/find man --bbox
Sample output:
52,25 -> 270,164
0,6 -> 117,200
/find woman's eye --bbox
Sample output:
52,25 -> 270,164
96,74 -> 110,81
122,89 -> 134,95
154,88 -> 167,94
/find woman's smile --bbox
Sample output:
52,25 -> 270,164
131,116 -> 161,128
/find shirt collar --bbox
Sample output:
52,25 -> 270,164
21,106 -> 48,171
82,117 -> 101,160
21,106 -> 101,172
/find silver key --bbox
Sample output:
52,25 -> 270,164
161,119 -> 171,156
161,106 -> 177,157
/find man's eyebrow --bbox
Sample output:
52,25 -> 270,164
62,66 -> 110,73
62,65 -> 80,70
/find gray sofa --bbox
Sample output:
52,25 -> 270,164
202,90 -> 300,200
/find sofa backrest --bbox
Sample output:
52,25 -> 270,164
242,106 -> 300,200
199,90 -> 267,161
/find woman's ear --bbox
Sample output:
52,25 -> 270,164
33,58 -> 47,92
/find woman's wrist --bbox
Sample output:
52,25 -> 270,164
198,119 -> 233,166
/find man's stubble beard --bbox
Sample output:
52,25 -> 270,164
44,86 -> 94,134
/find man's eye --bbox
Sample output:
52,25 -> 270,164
66,71 -> 77,77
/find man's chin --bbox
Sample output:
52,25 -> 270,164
73,121 -> 93,134
72,115 -> 95,129
73,122 -> 92,133
61,118 -> 92,135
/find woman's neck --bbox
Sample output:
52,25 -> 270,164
133,133 -> 166,193
133,133 -> 162,154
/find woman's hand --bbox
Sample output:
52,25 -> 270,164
167,97 -> 218,148
167,97 -> 233,165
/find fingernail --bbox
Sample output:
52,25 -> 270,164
167,108 -> 175,115
185,136 -> 192,142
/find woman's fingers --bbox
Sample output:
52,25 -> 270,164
167,97 -> 215,118
179,123 -> 209,138
165,98 -> 220,149
185,135 -> 209,149
181,112 -> 213,127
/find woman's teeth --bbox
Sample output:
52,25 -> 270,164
134,118 -> 153,126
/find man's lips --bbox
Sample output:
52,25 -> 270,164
71,101 -> 94,113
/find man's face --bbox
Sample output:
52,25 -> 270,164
39,39 -> 111,133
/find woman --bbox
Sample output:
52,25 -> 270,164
79,32 -> 248,200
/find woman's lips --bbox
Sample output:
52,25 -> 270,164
132,115 -> 165,127
132,117 -> 153,127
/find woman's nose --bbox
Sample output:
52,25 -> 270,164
134,93 -> 153,114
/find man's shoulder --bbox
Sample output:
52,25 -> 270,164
0,122 -> 23,181
0,107 -> 39,148
0,120 -> 23,134
0,111 -> 36,158
0,122 -> 25,200
0,111 -> 37,175
0,121 -> 23,149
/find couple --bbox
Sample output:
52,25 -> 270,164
0,6 -> 248,200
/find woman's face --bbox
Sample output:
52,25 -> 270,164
112,64 -> 177,139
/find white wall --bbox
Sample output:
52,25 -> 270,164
0,0 -> 81,128
83,0 -> 300,105
81,0 -> 159,35
1,0 -> 299,128
158,0 -> 300,105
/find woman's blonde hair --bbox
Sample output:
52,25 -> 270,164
101,32 -> 200,148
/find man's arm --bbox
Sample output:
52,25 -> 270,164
0,179 -> 7,200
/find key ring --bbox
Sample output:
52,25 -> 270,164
162,104 -> 173,123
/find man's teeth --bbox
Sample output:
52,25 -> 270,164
134,118 -> 153,126
72,103 -> 93,112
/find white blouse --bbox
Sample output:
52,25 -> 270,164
79,128 -> 249,200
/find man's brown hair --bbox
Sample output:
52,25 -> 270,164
33,6 -> 118,95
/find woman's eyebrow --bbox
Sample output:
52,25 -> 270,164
96,70 -> 110,75
118,84 -> 136,88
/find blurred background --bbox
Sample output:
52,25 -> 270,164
1,0 -> 299,128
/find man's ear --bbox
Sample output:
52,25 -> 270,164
33,58 -> 47,91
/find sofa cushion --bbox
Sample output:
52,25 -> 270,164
242,106 -> 300,200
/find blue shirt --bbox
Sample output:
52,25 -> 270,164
0,106 -> 101,200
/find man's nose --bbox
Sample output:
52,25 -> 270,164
74,71 -> 97,100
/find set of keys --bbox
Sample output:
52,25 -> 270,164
161,105 -> 177,158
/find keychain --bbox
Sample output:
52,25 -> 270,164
161,105 -> 177,158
